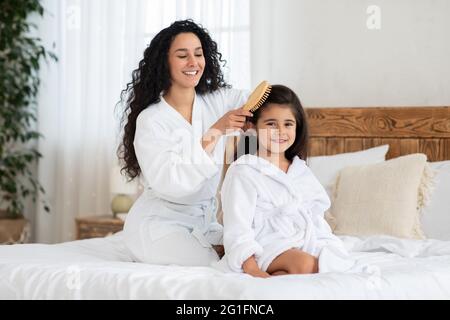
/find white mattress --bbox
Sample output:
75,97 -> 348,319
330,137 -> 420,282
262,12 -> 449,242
1,232 -> 450,299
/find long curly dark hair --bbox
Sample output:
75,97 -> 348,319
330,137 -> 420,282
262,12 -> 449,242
117,20 -> 229,180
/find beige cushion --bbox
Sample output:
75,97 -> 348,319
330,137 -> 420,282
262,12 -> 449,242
327,154 -> 433,239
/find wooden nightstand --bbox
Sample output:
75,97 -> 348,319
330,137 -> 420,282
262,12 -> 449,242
75,215 -> 124,240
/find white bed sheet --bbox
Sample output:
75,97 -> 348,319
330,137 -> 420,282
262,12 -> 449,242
1,232 -> 449,299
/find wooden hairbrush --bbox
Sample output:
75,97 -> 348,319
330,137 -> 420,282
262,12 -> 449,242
242,80 -> 272,113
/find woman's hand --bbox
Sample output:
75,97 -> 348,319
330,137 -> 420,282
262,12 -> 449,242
212,107 -> 253,135
201,107 -> 253,154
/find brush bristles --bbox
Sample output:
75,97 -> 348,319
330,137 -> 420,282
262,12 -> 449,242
249,86 -> 272,113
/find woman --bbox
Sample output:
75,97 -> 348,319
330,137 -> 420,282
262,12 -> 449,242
118,20 -> 251,266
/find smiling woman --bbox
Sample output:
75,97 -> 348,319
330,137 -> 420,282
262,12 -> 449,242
31,0 -> 250,244
164,32 -> 206,123
117,20 -> 250,267
168,33 -> 205,82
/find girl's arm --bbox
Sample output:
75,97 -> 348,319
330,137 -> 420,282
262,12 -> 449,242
303,166 -> 331,215
221,167 -> 264,273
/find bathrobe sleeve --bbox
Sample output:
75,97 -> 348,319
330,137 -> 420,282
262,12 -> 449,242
303,166 -> 347,252
134,112 -> 219,198
221,166 -> 263,272
216,88 -> 250,114
303,166 -> 331,218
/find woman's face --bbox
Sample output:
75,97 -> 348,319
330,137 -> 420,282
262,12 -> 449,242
167,32 -> 205,89
256,104 -> 297,156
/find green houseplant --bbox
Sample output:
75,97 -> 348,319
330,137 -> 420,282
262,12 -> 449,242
0,0 -> 55,242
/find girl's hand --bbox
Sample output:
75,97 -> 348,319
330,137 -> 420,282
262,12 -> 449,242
242,255 -> 270,278
212,107 -> 253,135
245,269 -> 271,278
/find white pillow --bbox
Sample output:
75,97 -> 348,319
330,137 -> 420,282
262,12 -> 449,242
308,145 -> 389,197
421,160 -> 450,240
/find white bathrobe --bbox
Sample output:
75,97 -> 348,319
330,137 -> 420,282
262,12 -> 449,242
221,154 -> 356,273
123,88 -> 248,265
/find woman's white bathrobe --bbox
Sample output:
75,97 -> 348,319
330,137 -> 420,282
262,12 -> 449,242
123,88 -> 248,266
221,154 -> 355,273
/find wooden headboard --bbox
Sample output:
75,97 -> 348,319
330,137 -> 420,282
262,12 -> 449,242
218,106 -> 449,224
306,107 -> 450,162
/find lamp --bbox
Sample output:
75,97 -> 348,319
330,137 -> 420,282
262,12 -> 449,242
110,164 -> 139,219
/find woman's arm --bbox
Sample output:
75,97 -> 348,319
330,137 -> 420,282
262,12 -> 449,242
201,88 -> 251,155
201,107 -> 253,155
135,114 -> 219,198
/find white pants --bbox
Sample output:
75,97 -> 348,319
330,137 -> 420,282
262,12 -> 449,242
124,219 -> 220,267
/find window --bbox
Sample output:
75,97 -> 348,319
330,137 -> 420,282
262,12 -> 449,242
143,0 -> 250,89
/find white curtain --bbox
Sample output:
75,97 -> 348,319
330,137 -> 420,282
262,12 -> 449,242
142,0 -> 251,89
36,0 -> 250,243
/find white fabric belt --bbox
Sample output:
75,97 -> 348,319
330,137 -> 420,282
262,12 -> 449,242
255,200 -> 317,255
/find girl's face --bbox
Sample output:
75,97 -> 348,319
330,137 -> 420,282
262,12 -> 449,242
255,104 -> 297,156
167,32 -> 205,89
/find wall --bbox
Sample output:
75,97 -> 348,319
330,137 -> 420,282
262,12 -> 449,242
250,0 -> 450,107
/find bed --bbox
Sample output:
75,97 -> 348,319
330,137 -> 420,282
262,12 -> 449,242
1,107 -> 450,300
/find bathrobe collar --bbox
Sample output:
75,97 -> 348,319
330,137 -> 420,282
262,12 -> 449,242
233,154 -> 307,199
160,92 -> 203,136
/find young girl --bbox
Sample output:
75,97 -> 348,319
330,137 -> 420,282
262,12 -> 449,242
220,85 -> 355,277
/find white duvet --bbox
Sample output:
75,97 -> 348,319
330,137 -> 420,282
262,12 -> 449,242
1,232 -> 449,299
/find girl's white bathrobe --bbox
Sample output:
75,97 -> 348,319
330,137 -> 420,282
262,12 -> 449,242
220,154 -> 358,273
123,88 -> 248,266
